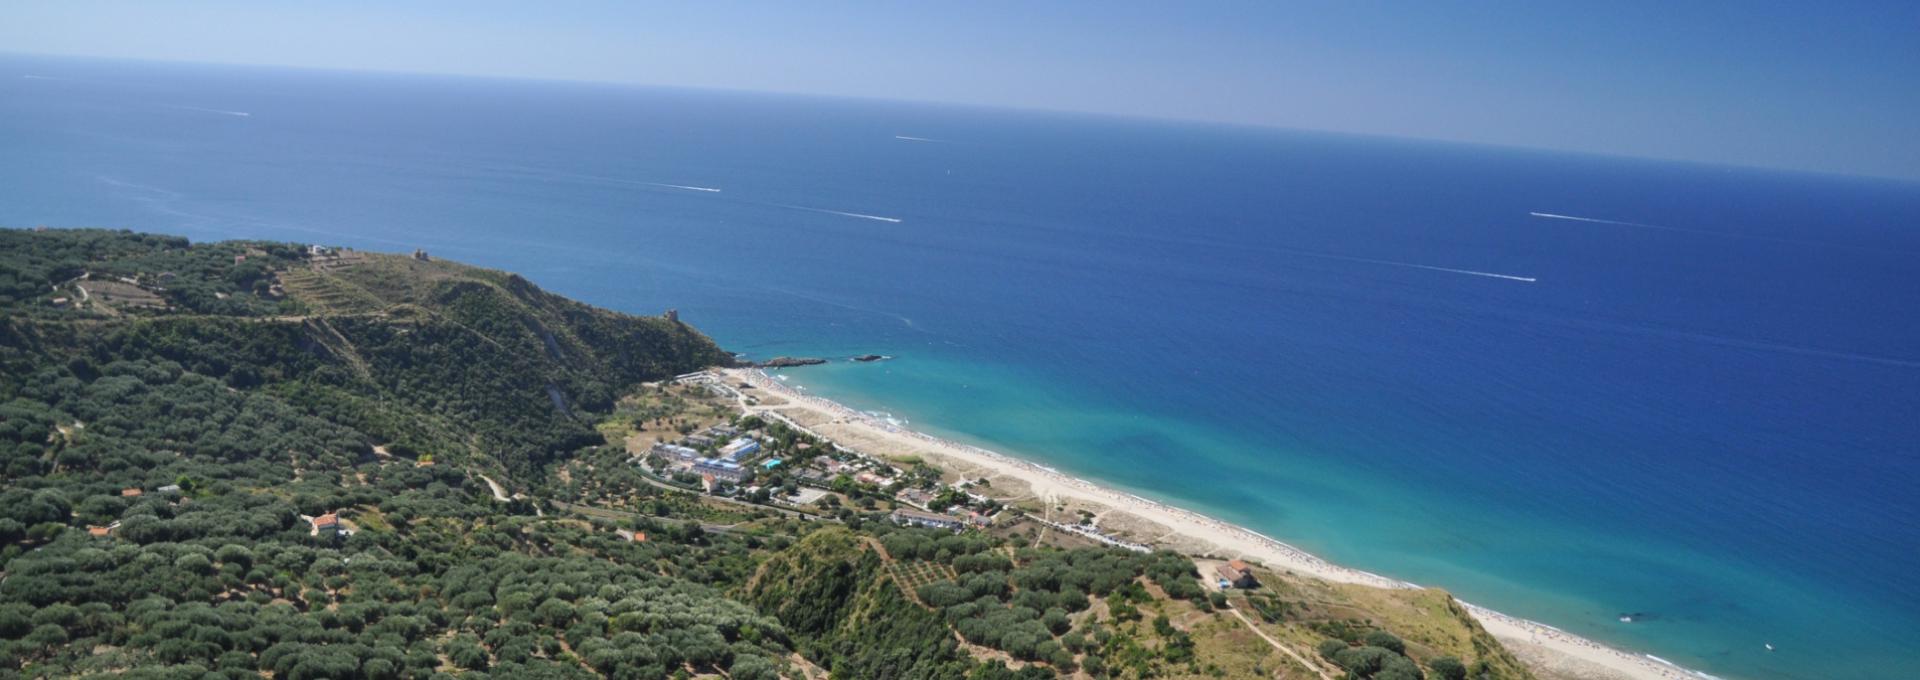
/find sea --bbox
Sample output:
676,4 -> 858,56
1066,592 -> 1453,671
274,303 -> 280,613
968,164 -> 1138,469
4,54 -> 1916,679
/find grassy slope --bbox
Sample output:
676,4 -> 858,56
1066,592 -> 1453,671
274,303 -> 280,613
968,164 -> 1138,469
748,526 -> 1533,680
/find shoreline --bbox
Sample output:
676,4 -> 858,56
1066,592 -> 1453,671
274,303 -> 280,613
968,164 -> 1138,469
720,367 -> 1716,680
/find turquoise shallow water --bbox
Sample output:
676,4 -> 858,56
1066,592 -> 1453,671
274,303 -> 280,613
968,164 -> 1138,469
3,55 -> 1917,678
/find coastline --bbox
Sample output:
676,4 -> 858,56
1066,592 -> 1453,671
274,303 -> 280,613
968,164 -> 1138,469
720,367 -> 1714,680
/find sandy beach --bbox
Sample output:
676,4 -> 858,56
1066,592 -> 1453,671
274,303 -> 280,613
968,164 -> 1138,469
719,367 -> 1710,680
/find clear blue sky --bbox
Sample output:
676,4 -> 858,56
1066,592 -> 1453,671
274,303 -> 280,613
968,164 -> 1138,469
5,1 -> 1917,180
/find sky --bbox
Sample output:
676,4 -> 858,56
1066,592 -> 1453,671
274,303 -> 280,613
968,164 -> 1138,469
3,1 -> 1918,181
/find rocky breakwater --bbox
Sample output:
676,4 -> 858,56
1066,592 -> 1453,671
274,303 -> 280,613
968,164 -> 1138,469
753,356 -> 829,368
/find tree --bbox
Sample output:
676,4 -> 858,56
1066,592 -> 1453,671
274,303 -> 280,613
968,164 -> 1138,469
449,636 -> 490,670
1042,607 -> 1071,635
730,654 -> 780,680
1333,646 -> 1394,677
1364,630 -> 1406,655
0,606 -> 31,639
1376,654 -> 1424,680
26,623 -> 69,648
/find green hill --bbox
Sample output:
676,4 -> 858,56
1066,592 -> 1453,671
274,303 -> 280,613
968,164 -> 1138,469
0,228 -> 1536,680
1,229 -> 730,478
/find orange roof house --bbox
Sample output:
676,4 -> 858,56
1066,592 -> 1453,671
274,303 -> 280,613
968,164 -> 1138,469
312,514 -> 343,538
121,488 -> 143,497
1215,559 -> 1257,588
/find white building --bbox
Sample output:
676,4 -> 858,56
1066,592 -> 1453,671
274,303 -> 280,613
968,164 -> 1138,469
719,437 -> 761,462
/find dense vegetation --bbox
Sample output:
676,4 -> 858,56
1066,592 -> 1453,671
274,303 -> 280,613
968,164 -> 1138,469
0,229 -> 782,678
1,229 -> 731,478
0,229 -> 1534,679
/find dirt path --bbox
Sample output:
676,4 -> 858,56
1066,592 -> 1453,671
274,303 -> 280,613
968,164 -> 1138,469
1222,601 -> 1335,680
478,474 -> 510,502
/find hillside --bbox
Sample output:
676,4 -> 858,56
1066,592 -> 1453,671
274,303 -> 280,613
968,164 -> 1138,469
0,228 -> 1534,680
745,528 -> 1532,680
0,228 -> 730,478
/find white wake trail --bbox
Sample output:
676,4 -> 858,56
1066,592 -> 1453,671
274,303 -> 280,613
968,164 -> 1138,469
1527,211 -> 1890,253
1532,212 -> 1619,225
779,204 -> 903,223
166,105 -> 251,117
494,165 -> 720,193
1280,249 -> 1536,283
641,182 -> 721,193
893,135 -> 949,143
1572,318 -> 1920,369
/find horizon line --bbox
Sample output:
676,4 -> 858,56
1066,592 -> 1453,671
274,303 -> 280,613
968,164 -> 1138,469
6,48 -> 1917,186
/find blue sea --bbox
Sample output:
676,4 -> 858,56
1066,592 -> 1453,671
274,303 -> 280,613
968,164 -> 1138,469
4,55 -> 1917,679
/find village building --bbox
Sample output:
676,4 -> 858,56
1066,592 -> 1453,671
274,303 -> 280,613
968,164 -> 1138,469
718,437 -> 761,462
955,509 -> 994,528
1215,559 -> 1258,589
684,433 -> 716,448
312,513 -> 343,537
120,487 -> 143,497
892,508 -> 967,531
651,442 -> 702,463
693,458 -> 749,484
896,488 -> 935,508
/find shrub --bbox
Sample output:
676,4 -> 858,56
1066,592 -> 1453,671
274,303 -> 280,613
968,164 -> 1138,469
1364,630 -> 1406,655
1333,646 -> 1394,676
1429,656 -> 1467,680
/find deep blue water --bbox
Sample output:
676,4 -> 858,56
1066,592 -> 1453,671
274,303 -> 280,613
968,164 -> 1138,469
4,55 -> 1917,679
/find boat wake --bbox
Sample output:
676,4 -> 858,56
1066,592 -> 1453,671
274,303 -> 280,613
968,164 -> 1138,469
488,164 -> 720,193
166,105 -> 252,117
1530,212 -> 1663,229
1275,247 -> 1536,283
1529,211 -> 1884,252
778,204 -> 903,223
893,135 -> 952,143
1572,316 -> 1920,369
640,182 -> 722,193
